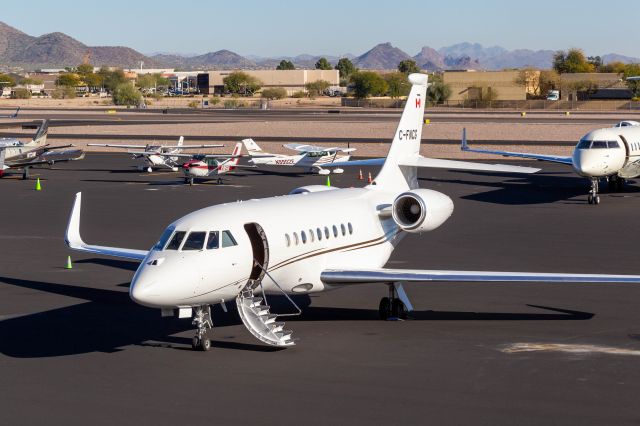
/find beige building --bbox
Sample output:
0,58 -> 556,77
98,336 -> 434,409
197,69 -> 339,95
443,70 -> 531,101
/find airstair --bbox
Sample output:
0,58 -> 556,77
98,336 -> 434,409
236,285 -> 295,347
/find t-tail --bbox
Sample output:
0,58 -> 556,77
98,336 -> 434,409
32,119 -> 49,145
176,136 -> 184,152
373,73 -> 428,191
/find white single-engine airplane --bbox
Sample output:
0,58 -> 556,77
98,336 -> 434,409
0,107 -> 20,118
65,74 -> 640,351
89,137 -> 224,173
242,139 -> 354,175
461,121 -> 640,204
181,142 -> 256,185
1,119 -> 84,179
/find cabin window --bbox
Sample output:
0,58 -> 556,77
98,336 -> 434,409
221,230 -> 237,248
165,231 -> 186,250
285,233 -> 291,247
340,224 -> 346,236
316,228 -> 322,241
154,226 -> 175,250
182,232 -> 206,251
348,222 -> 353,235
301,231 -> 307,244
206,231 -> 219,249
293,232 -> 299,245
324,227 -> 330,239
309,229 -> 315,242
332,225 -> 338,238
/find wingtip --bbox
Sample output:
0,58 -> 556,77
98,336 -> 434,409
65,192 -> 84,249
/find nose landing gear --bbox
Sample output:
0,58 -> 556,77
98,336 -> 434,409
191,305 -> 213,351
588,178 -> 600,205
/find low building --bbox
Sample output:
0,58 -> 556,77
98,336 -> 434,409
443,70 -> 531,101
558,73 -> 625,100
197,70 -> 340,95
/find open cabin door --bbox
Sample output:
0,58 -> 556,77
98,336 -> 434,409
244,223 -> 269,289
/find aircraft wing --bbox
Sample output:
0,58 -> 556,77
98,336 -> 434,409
65,192 -> 148,261
321,268 -> 640,284
169,144 -> 224,149
88,143 -> 148,149
283,143 -> 321,152
461,128 -> 573,165
7,149 -> 85,168
324,156 -> 539,173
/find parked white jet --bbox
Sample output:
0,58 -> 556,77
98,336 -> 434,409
242,139 -> 354,175
65,74 -> 640,351
89,137 -> 224,172
461,121 -> 640,204
1,119 -> 84,179
0,107 -> 20,118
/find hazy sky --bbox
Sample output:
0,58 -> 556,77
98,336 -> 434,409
4,0 -> 639,57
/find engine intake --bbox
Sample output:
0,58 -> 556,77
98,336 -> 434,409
392,189 -> 454,233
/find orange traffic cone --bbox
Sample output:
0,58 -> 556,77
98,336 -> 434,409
358,169 -> 363,180
367,172 -> 373,184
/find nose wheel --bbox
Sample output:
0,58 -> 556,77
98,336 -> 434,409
191,305 -> 213,351
588,178 -> 600,205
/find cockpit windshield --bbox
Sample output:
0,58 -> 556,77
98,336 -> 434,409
154,226 -> 175,250
182,232 -> 206,250
577,140 -> 620,149
165,231 -> 186,250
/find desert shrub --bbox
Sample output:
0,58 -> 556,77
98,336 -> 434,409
188,100 -> 199,109
261,88 -> 287,100
51,87 -> 76,99
291,91 -> 306,98
112,83 -> 142,106
12,88 -> 31,99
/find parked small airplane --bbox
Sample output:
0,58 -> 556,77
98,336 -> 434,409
65,74 -> 640,352
0,107 -> 20,118
88,137 -> 224,172
242,138 -> 354,174
181,142 -> 255,185
0,120 -> 84,179
461,121 -> 640,204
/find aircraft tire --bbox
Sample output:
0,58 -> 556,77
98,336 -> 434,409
378,297 -> 390,320
392,299 -> 408,320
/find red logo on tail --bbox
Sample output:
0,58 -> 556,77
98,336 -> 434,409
415,98 -> 422,108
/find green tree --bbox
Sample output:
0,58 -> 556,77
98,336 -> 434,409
223,71 -> 261,96
335,57 -> 356,79
383,72 -> 411,98
83,73 -> 103,89
304,80 -> 331,97
398,59 -> 420,74
350,71 -> 388,98
623,63 -> 640,97
261,88 -> 287,100
600,61 -> 627,73
99,68 -> 128,92
76,63 -> 94,76
276,60 -> 295,70
538,70 -> 560,95
11,88 -> 31,99
51,86 -> 76,99
136,74 -> 156,90
553,49 -> 595,74
0,73 -> 17,87
426,81 -> 452,104
112,83 -> 143,106
315,57 -> 332,70
56,73 -> 81,87
20,77 -> 44,85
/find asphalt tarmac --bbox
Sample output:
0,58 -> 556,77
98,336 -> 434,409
2,154 -> 640,425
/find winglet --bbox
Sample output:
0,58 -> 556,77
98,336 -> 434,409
65,192 -> 85,249
461,128 -> 469,151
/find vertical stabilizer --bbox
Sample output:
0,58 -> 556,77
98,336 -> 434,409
373,73 -> 427,191
242,138 -> 263,154
32,120 -> 49,146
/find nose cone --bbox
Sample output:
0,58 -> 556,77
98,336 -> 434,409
129,265 -> 161,307
573,150 -> 608,177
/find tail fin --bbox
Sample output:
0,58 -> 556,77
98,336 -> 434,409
373,73 -> 427,190
460,128 -> 468,151
32,119 -> 49,145
177,136 -> 184,147
0,148 -> 6,173
242,138 -> 262,154
219,142 -> 242,173
12,107 -> 20,118
230,142 -> 242,166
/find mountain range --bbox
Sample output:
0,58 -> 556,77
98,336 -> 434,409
1,21 -> 639,71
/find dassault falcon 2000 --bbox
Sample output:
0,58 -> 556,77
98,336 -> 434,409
461,121 -> 640,205
65,74 -> 640,351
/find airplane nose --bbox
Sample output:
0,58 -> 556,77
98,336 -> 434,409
130,276 -> 159,307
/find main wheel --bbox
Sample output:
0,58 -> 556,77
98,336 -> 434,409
588,195 -> 593,204
191,336 -> 200,350
594,195 -> 600,205
392,299 -> 408,320
147,167 -> 153,173
378,297 -> 390,320
189,177 -> 194,186
200,338 -> 211,351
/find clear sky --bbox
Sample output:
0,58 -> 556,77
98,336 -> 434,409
3,0 -> 639,58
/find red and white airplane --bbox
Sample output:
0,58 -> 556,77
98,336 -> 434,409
181,142 -> 254,185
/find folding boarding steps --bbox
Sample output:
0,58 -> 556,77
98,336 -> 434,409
236,290 -> 295,347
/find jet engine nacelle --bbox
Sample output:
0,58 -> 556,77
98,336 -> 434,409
289,185 -> 338,195
391,189 -> 454,233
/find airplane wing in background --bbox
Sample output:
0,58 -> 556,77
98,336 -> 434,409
325,156 -> 539,173
65,192 -> 148,261
88,144 -> 148,149
461,128 -> 573,165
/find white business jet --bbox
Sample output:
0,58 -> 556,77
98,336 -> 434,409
65,74 -> 640,352
242,139 -> 354,175
89,137 -> 224,172
461,121 -> 640,205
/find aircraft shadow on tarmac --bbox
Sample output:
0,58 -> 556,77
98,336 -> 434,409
420,172 -> 640,205
0,276 -> 593,358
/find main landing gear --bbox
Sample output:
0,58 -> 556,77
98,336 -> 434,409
607,175 -> 625,192
191,305 -> 213,351
588,178 -> 600,205
379,283 -> 411,320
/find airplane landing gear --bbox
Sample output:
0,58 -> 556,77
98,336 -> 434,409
191,305 -> 213,351
147,167 -> 153,173
588,178 -> 600,205
378,283 -> 409,320
607,175 -> 625,192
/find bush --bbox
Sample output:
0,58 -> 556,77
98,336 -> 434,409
188,100 -> 199,109
261,88 -> 287,100
11,88 -> 31,99
291,91 -> 306,98
223,71 -> 261,96
223,99 -> 239,109
210,96 -> 221,106
51,87 -> 76,99
112,83 -> 142,106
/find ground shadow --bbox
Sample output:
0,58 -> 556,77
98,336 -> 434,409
75,258 -> 139,271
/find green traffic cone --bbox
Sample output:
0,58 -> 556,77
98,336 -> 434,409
326,175 -> 331,187
35,178 -> 42,191
65,255 -> 73,270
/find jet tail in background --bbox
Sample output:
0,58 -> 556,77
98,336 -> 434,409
32,120 -> 49,145
242,138 -> 263,154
